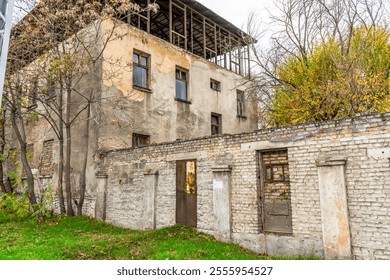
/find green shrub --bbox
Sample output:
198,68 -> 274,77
0,192 -> 30,222
0,184 -> 54,222
32,184 -> 54,221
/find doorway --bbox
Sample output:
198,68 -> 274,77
176,160 -> 197,227
259,150 -> 292,234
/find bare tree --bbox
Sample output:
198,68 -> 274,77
245,0 -> 390,127
6,0 -> 159,215
0,108 -> 12,194
3,70 -> 42,218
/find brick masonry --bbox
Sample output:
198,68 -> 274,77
96,113 -> 390,259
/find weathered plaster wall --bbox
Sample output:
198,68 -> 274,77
98,20 -> 257,150
97,113 -> 390,260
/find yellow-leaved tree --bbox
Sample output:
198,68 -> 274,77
270,25 -> 390,126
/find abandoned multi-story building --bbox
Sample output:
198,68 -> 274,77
4,1 -> 390,261
5,1 -> 256,216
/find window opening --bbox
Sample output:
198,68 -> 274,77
211,113 -> 222,135
175,68 -> 188,101
210,79 -> 221,91
237,90 -> 245,117
133,51 -> 150,89
132,133 -> 150,147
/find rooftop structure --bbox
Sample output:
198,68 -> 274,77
124,0 -> 253,77
11,0 -> 254,77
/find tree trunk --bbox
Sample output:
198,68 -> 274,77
65,86 -> 74,216
58,137 -> 66,214
0,133 -> 8,193
0,109 -> 10,193
57,88 -> 66,214
0,162 -> 7,193
9,108 -> 40,217
77,101 -> 91,216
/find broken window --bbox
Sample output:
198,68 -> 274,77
211,113 -> 222,135
132,133 -> 150,147
259,149 -> 292,234
210,79 -> 221,92
236,90 -> 245,117
175,68 -> 188,101
133,51 -> 150,89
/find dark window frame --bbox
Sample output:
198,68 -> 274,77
211,113 -> 222,135
210,79 -> 221,92
175,67 -> 189,101
236,90 -> 246,118
133,50 -> 151,90
132,133 -> 150,147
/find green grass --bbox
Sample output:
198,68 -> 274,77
0,213 -> 277,260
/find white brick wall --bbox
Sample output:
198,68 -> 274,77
97,113 -> 390,259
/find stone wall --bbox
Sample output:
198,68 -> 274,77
96,113 -> 390,260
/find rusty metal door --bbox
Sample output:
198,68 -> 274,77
259,150 -> 292,234
176,160 -> 197,227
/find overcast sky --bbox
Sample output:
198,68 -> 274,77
196,0 -> 273,31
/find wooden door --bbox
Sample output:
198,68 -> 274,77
176,160 -> 197,227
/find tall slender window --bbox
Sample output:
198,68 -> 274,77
175,68 -> 188,101
211,113 -> 222,135
133,51 -> 150,89
237,90 -> 245,117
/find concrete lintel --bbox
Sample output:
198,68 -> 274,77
367,148 -> 390,159
38,175 -> 53,179
96,172 -> 108,179
144,170 -> 159,176
241,140 -> 303,151
211,165 -> 232,172
166,151 -> 207,161
316,156 -> 347,167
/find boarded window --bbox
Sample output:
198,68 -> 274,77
259,149 -> 292,234
39,140 -> 54,176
